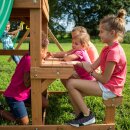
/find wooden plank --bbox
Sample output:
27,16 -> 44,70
103,97 -> 123,124
45,0 -> 49,13
30,8 -> 42,67
31,67 -> 73,79
8,29 -> 30,62
0,124 -> 115,130
42,0 -> 49,21
41,79 -> 55,92
13,0 -> 41,8
41,60 -> 75,67
31,79 -> 42,125
0,50 -> 28,55
104,106 -> 116,124
48,28 -> 64,52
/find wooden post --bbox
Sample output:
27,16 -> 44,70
30,6 -> 42,125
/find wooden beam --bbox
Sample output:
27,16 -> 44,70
48,28 -> 64,52
103,96 -> 123,124
31,80 -> 43,125
0,124 -> 115,130
30,8 -> 42,67
42,0 -> 49,21
41,79 -> 55,92
13,0 -> 41,8
31,67 -> 73,79
0,50 -> 28,55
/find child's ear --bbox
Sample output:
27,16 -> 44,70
111,30 -> 116,35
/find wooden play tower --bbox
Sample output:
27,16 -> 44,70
0,0 -> 123,130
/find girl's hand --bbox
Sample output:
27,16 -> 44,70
75,62 -> 93,73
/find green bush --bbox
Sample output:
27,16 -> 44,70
123,31 -> 130,44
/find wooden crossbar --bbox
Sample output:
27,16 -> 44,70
0,50 -> 28,55
48,28 -> 64,52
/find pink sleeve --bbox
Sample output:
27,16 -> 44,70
74,50 -> 84,60
107,49 -> 119,63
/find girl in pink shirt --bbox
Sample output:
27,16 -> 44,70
71,26 -> 99,64
66,9 -> 127,127
49,34 -> 94,80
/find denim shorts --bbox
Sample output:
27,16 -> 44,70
98,82 -> 117,100
5,97 -> 29,119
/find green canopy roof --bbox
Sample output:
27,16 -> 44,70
0,0 -> 14,37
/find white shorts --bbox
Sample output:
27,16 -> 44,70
98,82 -> 117,100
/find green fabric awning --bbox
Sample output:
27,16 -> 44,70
0,0 -> 14,37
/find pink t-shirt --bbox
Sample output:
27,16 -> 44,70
100,42 -> 127,96
4,53 -> 31,101
73,49 -> 94,80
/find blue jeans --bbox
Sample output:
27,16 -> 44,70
11,55 -> 21,64
5,97 -> 30,119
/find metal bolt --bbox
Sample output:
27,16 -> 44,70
107,126 -> 112,130
57,71 -> 60,75
34,74 -> 38,77
35,128 -> 38,130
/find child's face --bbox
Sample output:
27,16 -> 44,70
6,24 -> 10,32
72,39 -> 84,50
98,24 -> 112,44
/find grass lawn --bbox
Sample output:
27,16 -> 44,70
0,40 -> 130,130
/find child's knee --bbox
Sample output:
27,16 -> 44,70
66,79 -> 75,90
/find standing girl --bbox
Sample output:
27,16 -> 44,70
0,21 -> 21,64
66,9 -> 127,127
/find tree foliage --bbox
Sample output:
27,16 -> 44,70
48,0 -> 130,36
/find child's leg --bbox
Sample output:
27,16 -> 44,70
66,79 -> 102,116
0,109 -> 16,122
5,97 -> 29,125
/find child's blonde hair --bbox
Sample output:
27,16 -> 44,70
73,33 -> 90,48
72,26 -> 88,34
72,26 -> 91,47
100,9 -> 127,42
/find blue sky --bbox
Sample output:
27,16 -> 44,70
126,17 -> 130,31
61,16 -> 130,32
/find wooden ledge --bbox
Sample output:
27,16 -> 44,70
103,96 -> 123,107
